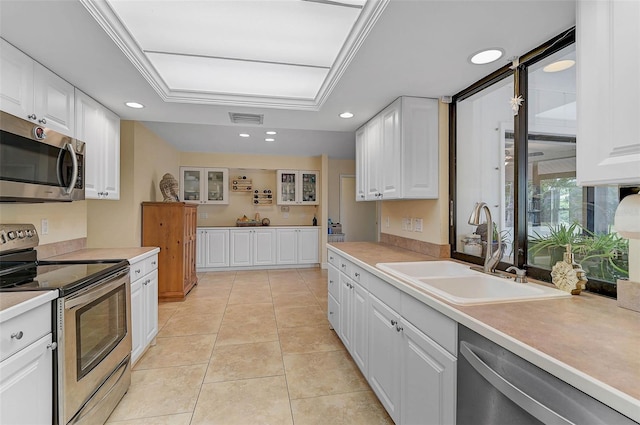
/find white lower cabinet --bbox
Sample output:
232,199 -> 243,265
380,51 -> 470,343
230,228 -> 276,267
329,247 -> 457,425
276,228 -> 319,265
130,253 -> 159,366
197,228 -> 229,268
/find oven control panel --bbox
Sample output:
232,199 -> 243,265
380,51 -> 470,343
0,224 -> 39,253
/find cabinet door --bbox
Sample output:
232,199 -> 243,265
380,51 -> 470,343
277,170 -> 298,205
0,39 -> 34,119
400,319 -> 456,425
196,229 -> 206,269
230,229 -> 253,267
402,97 -> 439,198
0,334 -> 53,425
130,278 -> 144,364
352,281 -> 369,375
75,89 -> 103,199
380,100 -> 401,200
205,168 -> 229,204
276,228 -> 298,264
338,275 -> 353,350
254,228 -> 276,266
205,229 -> 230,268
328,293 -> 340,331
144,269 -> 159,346
101,107 -> 120,200
576,0 -> 640,185
33,62 -> 74,137
368,294 -> 401,423
297,228 -> 319,264
365,115 -> 383,200
299,171 -> 319,205
355,126 -> 368,201
181,167 -> 204,203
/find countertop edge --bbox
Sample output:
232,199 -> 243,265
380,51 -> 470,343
328,244 -> 640,422
0,290 -> 58,323
44,247 -> 160,263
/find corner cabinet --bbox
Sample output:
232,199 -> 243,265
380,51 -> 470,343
0,38 -> 75,137
75,89 -> 120,200
180,167 -> 229,204
197,228 -> 229,269
276,170 -> 319,205
142,202 -> 198,301
130,251 -> 159,366
576,0 -> 640,185
356,96 -> 439,201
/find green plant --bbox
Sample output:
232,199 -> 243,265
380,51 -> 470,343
528,222 -> 585,258
574,229 -> 629,280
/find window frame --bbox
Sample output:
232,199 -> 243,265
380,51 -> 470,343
448,28 -> 620,298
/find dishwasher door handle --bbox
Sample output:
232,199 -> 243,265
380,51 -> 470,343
460,341 -> 574,425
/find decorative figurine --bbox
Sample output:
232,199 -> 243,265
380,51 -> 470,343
551,244 -> 588,295
159,173 -> 180,202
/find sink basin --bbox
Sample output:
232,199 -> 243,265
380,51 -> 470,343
376,261 -> 570,305
376,261 -> 477,278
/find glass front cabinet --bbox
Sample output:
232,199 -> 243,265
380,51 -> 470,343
180,167 -> 229,204
276,170 -> 319,205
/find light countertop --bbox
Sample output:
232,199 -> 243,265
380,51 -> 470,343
45,247 -> 160,264
328,242 -> 640,422
0,291 -> 58,323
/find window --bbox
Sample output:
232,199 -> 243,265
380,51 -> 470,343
450,29 -> 628,298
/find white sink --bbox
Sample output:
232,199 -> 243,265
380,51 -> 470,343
376,261 -> 570,305
376,261 -> 477,279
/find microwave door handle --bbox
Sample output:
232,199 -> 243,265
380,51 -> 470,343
57,142 -> 78,195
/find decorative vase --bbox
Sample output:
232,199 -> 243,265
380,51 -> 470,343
551,244 -> 588,295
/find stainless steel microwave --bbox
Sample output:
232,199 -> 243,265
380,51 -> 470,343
0,110 -> 85,202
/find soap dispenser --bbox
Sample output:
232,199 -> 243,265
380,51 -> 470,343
550,244 -> 588,295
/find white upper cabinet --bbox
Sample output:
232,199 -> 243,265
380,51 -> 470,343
180,167 -> 229,204
75,89 -> 120,200
1,39 -> 75,137
276,170 -> 319,205
576,0 -> 640,185
356,96 -> 439,201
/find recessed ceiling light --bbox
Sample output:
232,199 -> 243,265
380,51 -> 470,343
469,49 -> 504,65
339,112 -> 354,119
265,138 -> 275,142
266,131 -> 277,135
239,133 -> 250,138
125,101 -> 144,108
543,60 -> 576,73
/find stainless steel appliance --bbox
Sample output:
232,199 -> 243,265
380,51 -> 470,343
0,224 -> 130,425
0,111 -> 85,202
457,324 -> 637,424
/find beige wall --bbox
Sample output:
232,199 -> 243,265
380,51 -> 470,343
327,159 -> 356,223
87,121 -> 181,248
0,201 -> 87,245
380,101 -> 450,245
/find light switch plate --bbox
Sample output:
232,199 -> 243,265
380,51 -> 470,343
415,218 -> 423,232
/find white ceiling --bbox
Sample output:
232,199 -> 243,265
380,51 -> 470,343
0,0 -> 576,159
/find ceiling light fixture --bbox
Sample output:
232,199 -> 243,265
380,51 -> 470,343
125,101 -> 144,108
339,112 -> 354,118
469,49 -> 504,65
266,131 -> 277,135
239,133 -> 250,138
265,138 -> 275,142
543,59 -> 575,73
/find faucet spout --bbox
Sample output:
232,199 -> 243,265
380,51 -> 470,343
468,202 -> 502,274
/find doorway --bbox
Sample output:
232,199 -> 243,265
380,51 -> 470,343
339,175 -> 377,241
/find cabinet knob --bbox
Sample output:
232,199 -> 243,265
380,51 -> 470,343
47,342 -> 58,351
11,331 -> 24,340
38,118 -> 47,124
390,320 -> 397,326
329,311 -> 334,315
135,269 -> 141,274
27,114 -> 37,120
152,261 -> 157,266
395,325 -> 403,333
354,272 -> 360,278
104,191 -> 109,197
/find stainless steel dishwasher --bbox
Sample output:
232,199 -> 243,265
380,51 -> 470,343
457,324 -> 637,425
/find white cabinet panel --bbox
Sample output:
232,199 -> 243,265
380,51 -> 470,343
130,253 -> 159,366
276,228 -> 319,265
230,229 -> 253,267
297,228 -> 319,264
34,63 -> 75,137
576,0 -> 640,185
276,228 -> 298,264
276,170 -> 319,205
380,101 -> 401,199
205,229 -> 230,268
253,228 -> 276,266
0,39 -> 34,119
355,126 -> 368,201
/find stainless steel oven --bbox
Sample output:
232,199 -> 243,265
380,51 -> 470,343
0,110 -> 85,202
57,267 -> 131,425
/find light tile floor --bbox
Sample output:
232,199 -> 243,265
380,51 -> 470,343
107,268 -> 393,425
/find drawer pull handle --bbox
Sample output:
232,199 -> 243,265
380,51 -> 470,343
135,269 -> 141,274
11,331 -> 24,340
354,272 -> 360,278
390,320 -> 397,326
151,261 -> 157,266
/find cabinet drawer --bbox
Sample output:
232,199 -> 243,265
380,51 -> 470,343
402,293 -> 457,355
328,293 -> 340,331
0,302 -> 51,362
328,264 -> 340,300
368,274 -> 401,312
350,264 -> 366,288
144,255 -> 158,273
328,251 -> 342,269
129,259 -> 146,281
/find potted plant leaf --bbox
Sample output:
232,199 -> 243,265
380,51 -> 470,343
528,222 -> 585,268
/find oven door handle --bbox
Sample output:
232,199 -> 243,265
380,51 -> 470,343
65,273 -> 127,310
57,142 -> 78,195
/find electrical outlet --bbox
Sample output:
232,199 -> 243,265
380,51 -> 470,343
199,212 -> 208,219
415,218 -> 423,232
407,218 -> 413,232
401,217 -> 407,231
41,219 -> 48,235
283,212 -> 289,219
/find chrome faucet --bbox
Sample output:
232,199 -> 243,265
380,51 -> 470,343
468,202 -> 502,274
506,266 -> 527,283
